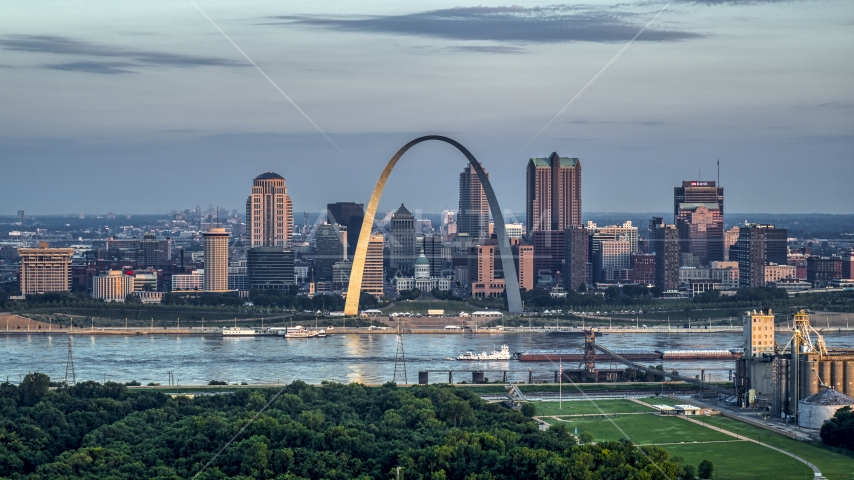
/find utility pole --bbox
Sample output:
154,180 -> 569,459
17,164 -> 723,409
393,319 -> 407,385
65,336 -> 76,386
559,357 -> 563,410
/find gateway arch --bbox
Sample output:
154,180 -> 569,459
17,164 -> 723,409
343,135 -> 523,316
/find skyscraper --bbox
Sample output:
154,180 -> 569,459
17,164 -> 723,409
724,226 -> 740,261
735,224 -> 788,288
673,181 -> 725,267
532,230 -> 565,284
92,270 -> 135,302
327,201 -> 365,258
675,203 -> 723,266
526,152 -> 582,233
362,235 -> 385,298
141,232 -> 171,266
674,180 -> 724,218
737,226 -> 767,288
246,172 -> 293,248
203,228 -> 230,292
458,164 -> 490,238
586,221 -> 638,253
416,235 -> 443,278
248,246 -> 295,291
314,224 -> 341,282
564,224 -> 588,291
390,204 -> 416,275
765,227 -> 789,266
651,222 -> 680,291
18,243 -> 73,296
514,244 -> 535,291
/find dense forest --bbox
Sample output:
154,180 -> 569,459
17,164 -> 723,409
0,373 -> 703,479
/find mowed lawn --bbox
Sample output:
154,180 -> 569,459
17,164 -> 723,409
700,416 -> 854,477
663,441 -> 814,479
638,396 -> 699,407
547,415 -> 732,445
534,399 -> 655,416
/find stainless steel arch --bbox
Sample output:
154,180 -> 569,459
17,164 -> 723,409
343,135 -> 522,316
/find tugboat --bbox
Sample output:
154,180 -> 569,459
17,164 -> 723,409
457,344 -> 513,361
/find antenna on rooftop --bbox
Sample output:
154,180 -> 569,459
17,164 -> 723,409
717,158 -> 720,185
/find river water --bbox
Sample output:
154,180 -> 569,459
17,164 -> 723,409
1,332 -> 852,386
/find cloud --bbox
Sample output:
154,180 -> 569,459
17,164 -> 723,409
47,61 -> 135,74
0,35 -> 244,73
268,6 -> 701,44
446,45 -> 527,54
567,119 -> 666,126
686,0 -> 802,4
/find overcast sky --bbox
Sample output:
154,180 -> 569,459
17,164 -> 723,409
1,0 -> 852,216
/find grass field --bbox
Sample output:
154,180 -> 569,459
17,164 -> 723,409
534,399 -> 654,416
664,441 -> 814,479
544,415 -> 732,444
534,398 -> 852,478
639,396 -> 699,407
699,416 -> 854,477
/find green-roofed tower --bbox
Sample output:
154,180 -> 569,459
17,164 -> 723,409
526,152 -> 582,235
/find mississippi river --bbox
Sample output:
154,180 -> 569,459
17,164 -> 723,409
1,332 -> 851,386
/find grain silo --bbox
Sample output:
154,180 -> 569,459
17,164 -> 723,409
797,388 -> 854,429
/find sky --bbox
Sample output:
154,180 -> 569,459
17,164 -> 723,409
1,0 -> 852,216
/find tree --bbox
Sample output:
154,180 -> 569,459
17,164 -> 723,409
820,406 -> 854,451
125,294 -> 142,304
520,403 -> 536,417
578,431 -> 595,444
20,372 -> 50,406
698,459 -> 714,479
681,464 -> 697,480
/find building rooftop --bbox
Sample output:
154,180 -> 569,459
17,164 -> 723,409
801,388 -> 854,406
254,172 -> 284,180
393,203 -> 413,218
529,152 -> 579,168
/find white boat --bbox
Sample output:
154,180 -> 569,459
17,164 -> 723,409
222,327 -> 276,336
282,326 -> 320,338
457,344 -> 512,361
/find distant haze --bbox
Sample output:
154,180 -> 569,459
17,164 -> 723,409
1,0 -> 851,215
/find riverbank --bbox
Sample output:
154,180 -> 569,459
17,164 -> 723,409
5,324 -> 854,336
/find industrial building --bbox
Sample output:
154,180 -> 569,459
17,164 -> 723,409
736,310 -> 854,424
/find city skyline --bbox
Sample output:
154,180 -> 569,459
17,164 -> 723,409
1,0 -> 852,215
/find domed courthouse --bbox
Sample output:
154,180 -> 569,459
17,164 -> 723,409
393,250 -> 452,293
